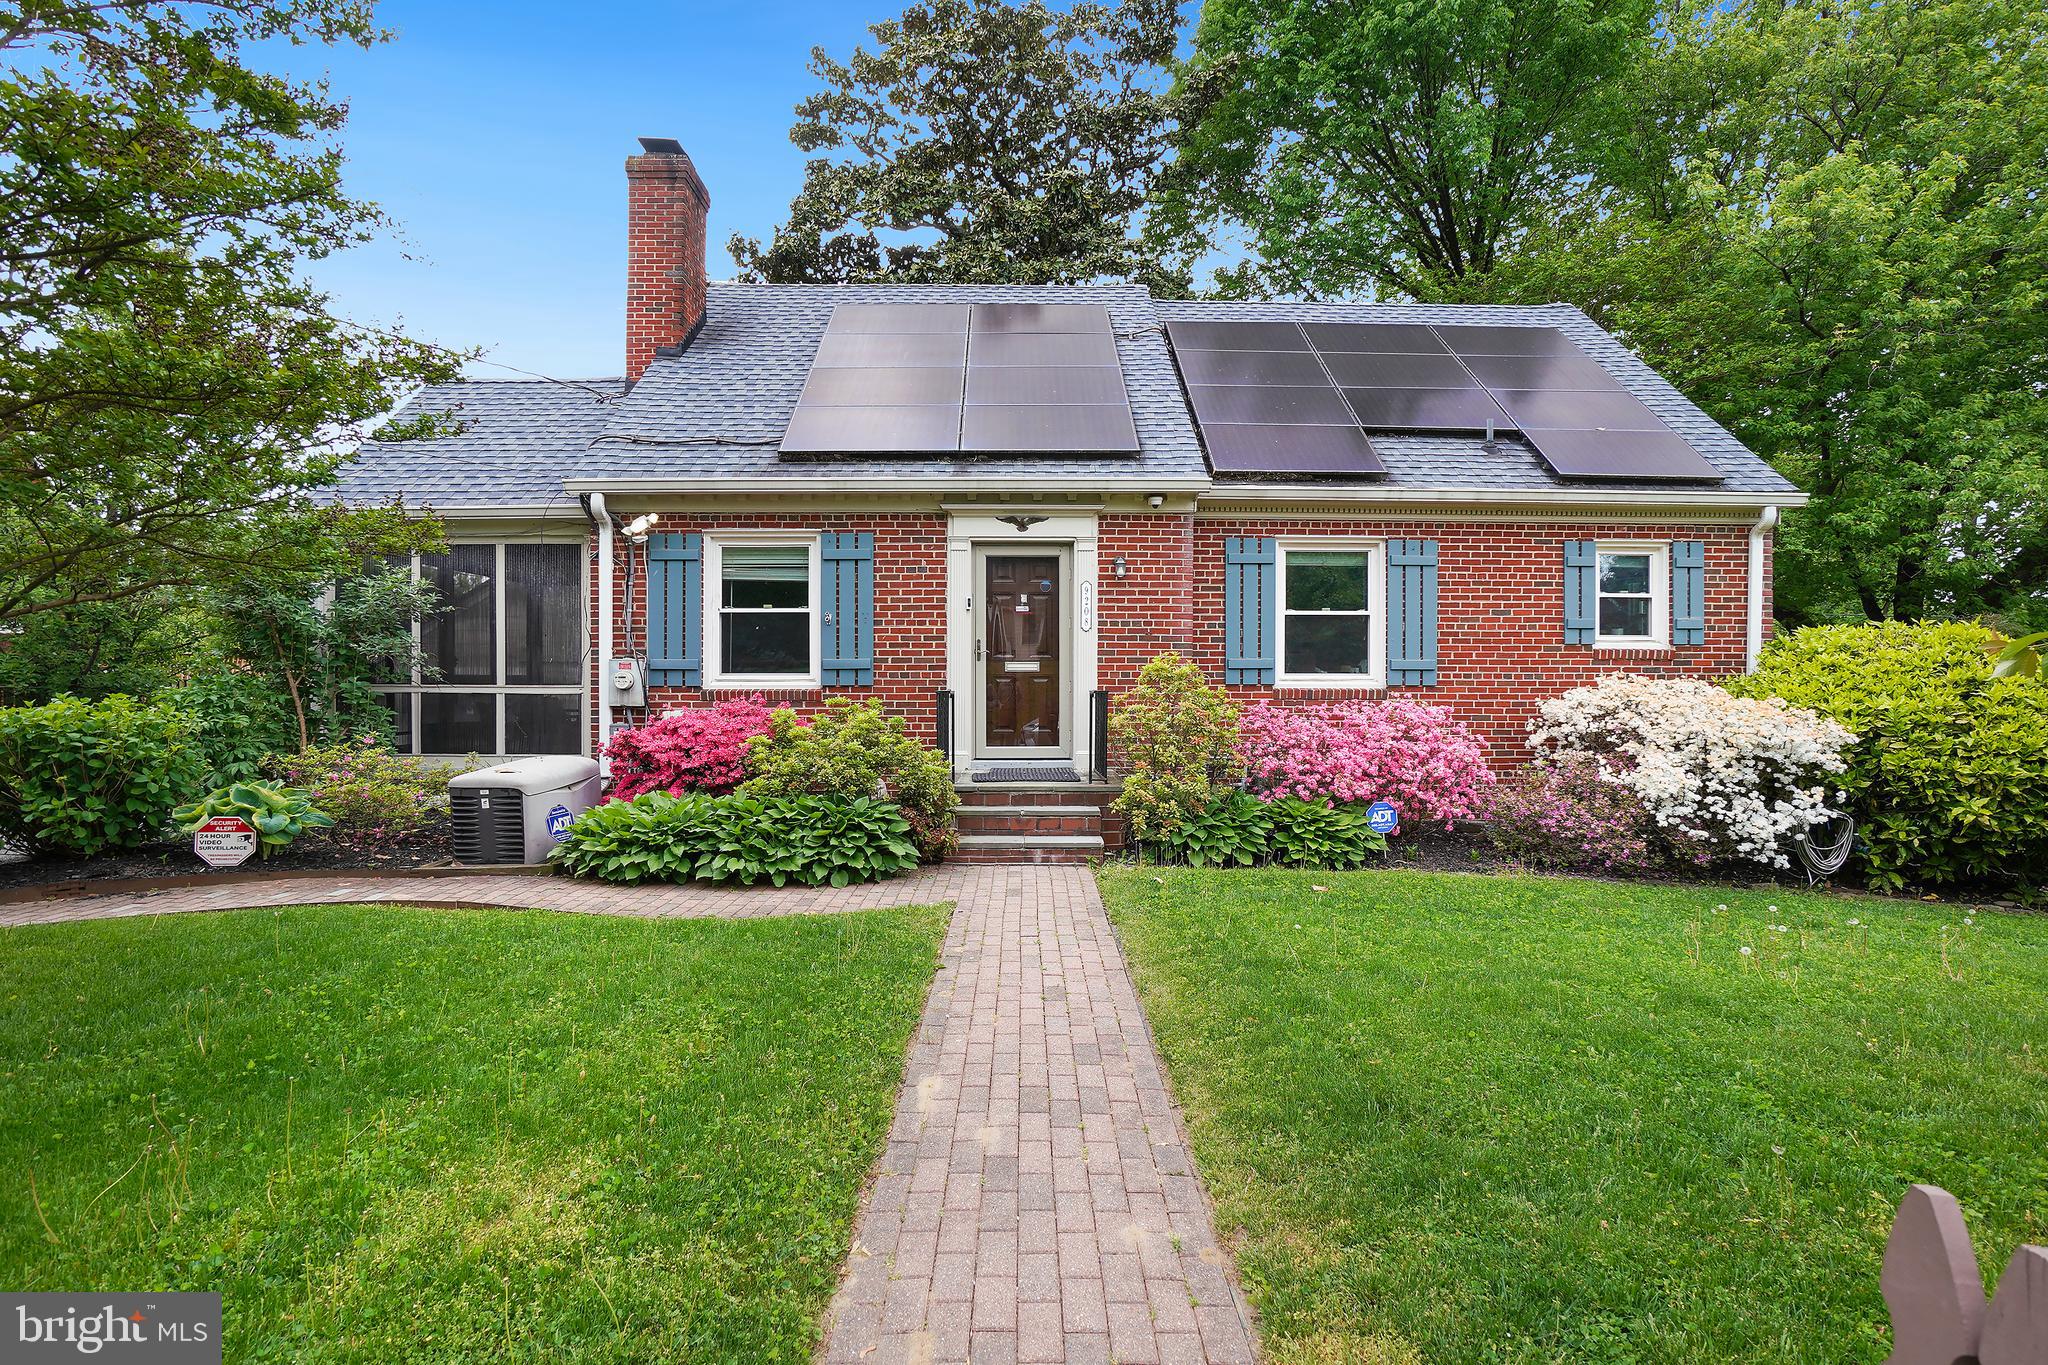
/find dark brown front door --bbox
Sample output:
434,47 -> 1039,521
983,554 -> 1062,750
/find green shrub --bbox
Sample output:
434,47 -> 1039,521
269,736 -> 463,845
162,672 -> 300,786
1162,792 -> 1388,869
0,694 -> 208,855
1728,621 -> 2048,890
552,791 -> 920,887
172,781 -> 335,858
743,699 -> 957,860
1110,652 -> 1242,846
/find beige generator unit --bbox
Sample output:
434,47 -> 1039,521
450,755 -> 603,864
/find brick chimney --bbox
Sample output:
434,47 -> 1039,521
625,137 -> 710,383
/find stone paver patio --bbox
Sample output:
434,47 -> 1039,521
1,865 -> 1259,1362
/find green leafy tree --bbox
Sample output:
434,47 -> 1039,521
731,0 -> 1205,289
1544,0 -> 2048,628
0,0 -> 463,626
1159,0 -> 1653,299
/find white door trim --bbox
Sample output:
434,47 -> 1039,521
945,512 -> 1099,780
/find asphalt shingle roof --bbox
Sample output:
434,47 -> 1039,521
333,285 -> 1798,508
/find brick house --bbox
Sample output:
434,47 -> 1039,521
339,139 -> 1803,860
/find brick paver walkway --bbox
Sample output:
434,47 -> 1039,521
820,867 -> 1258,1364
2,865 -> 1259,1362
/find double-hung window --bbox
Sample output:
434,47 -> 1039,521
373,542 -> 587,755
706,535 -> 819,686
1594,542 -> 1670,647
1276,541 -> 1384,687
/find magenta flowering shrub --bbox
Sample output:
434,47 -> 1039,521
605,696 -> 774,800
1236,699 -> 1494,828
1486,754 -> 1656,872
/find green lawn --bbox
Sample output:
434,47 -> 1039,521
1100,867 -> 2048,1365
0,902 -> 949,1363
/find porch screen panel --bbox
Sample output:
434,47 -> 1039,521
422,545 -> 496,684
505,544 -> 582,685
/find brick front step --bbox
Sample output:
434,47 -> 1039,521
956,782 -> 1119,807
949,833 -> 1106,864
957,804 -> 1103,837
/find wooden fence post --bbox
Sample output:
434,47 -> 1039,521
1883,1184 -> 1988,1365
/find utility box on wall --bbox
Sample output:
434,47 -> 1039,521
449,755 -> 602,864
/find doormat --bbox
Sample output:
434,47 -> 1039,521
972,765 -> 1084,784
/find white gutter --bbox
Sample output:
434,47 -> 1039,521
1747,504 -> 1780,670
1206,483 -> 1811,510
585,492 -> 614,775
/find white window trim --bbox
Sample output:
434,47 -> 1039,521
702,532 -> 822,689
1274,537 -> 1386,689
1593,540 -> 1671,649
371,542 -> 590,756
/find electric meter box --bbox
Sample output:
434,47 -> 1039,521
449,755 -> 602,864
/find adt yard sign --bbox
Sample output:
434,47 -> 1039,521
546,803 -> 575,844
1366,801 -> 1400,836
193,815 -> 256,869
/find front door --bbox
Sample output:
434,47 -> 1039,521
981,552 -> 1065,754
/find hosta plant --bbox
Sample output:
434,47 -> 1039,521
173,782 -> 335,857
552,791 -> 920,887
1163,792 -> 1388,869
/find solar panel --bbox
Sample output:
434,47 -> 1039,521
1164,320 -> 1308,352
824,303 -> 970,334
799,366 -> 963,406
1187,383 -> 1357,426
1200,423 -> 1385,476
780,301 -> 1139,456
966,330 -> 1120,367
966,366 -> 1128,405
780,405 -> 963,454
1433,324 -> 1582,356
969,303 -> 1111,333
1319,351 -> 1480,389
1456,351 -> 1623,392
1301,322 -> 1449,354
1524,428 -> 1723,481
1161,315 -> 1723,483
962,404 -> 1139,452
1340,387 -> 1509,431
1171,348 -> 1329,386
1489,388 -> 1667,431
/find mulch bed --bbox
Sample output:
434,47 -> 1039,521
0,829 -> 458,892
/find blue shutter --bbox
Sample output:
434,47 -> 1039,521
1386,539 -> 1440,686
1672,540 -> 1705,646
820,531 -> 875,685
1564,540 -> 1598,645
1224,537 -> 1276,684
646,532 -> 701,686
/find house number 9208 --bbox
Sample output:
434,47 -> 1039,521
1079,581 -> 1095,633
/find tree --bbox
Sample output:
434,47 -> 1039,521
1516,0 -> 2048,626
0,0 -> 461,626
1158,0 -> 1654,300
731,0 -> 1205,289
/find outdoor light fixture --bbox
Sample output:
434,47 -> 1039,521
623,512 -> 660,543
1111,556 -> 1128,579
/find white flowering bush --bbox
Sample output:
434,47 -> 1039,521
1528,675 -> 1854,869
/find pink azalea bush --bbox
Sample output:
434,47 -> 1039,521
605,695 -> 774,800
1486,754 -> 1656,872
1236,699 -> 1494,828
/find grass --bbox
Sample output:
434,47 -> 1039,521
0,901 -> 950,1363
1100,866 -> 2048,1364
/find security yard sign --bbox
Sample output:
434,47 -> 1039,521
193,815 -> 256,869
1366,801 -> 1401,836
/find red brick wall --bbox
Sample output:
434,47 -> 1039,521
624,148 -> 709,383
586,510 -> 1769,774
591,512 -> 950,753
1163,516 -> 1763,767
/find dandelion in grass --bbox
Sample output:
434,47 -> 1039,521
1740,945 -> 1753,956
1847,918 -> 1860,927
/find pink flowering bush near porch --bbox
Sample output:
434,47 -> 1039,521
604,695 -> 775,800
1237,699 -> 1494,828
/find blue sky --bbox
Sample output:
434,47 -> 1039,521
288,2 -> 919,381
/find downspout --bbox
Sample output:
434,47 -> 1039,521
582,492 -> 614,776
1747,505 -> 1780,671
